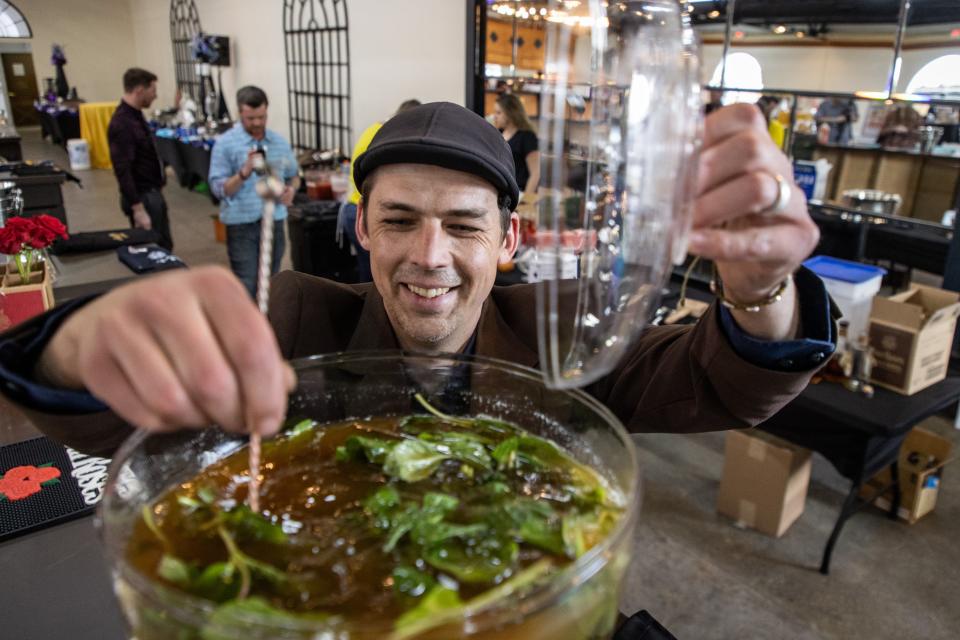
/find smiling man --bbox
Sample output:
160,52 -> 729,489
0,102 -> 834,456
356,162 -> 517,354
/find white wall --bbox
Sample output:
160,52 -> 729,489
899,46 -> 958,94
703,43 -> 892,93
702,42 -> 959,94
127,0 -> 466,150
11,0 -> 136,103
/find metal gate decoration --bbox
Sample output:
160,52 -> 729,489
282,0 -> 352,154
169,0 -> 203,102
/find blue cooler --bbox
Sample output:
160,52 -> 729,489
804,256 -> 886,341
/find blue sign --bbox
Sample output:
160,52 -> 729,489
793,161 -> 817,200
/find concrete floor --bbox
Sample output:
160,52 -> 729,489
19,128 -> 960,639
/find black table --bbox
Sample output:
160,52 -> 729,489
759,376 -> 960,574
153,135 -> 218,204
38,109 -> 81,147
809,207 -> 951,276
0,170 -> 68,228
51,251 -> 140,301
0,134 -> 22,161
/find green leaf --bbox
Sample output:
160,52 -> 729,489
201,597 -> 333,640
285,418 -> 316,439
482,480 -> 511,497
460,557 -> 554,612
423,534 -> 518,584
364,486 -> 400,516
504,499 -> 565,556
392,586 -> 464,640
196,485 -> 218,505
244,555 -> 288,585
373,491 -> 465,552
422,492 -> 459,514
222,505 -> 287,545
383,439 -> 449,482
335,435 -> 398,464
561,507 -> 619,559
382,505 -> 419,552
193,562 -> 241,602
491,436 -> 520,470
418,431 -> 493,470
418,521 -> 488,546
516,435 -> 626,509
157,554 -> 195,588
176,495 -> 203,513
392,565 -> 437,599
390,559 -> 555,640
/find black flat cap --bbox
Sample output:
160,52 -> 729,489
354,101 -> 520,210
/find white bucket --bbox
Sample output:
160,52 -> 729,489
67,138 -> 91,171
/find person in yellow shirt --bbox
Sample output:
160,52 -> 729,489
339,99 -> 420,280
757,95 -> 786,150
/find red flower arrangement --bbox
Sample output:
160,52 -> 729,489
0,215 -> 67,284
0,464 -> 61,501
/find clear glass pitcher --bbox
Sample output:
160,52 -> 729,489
535,0 -> 703,388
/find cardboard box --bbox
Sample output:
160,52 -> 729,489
868,284 -> 960,395
862,427 -> 953,524
0,261 -> 55,331
717,430 -> 812,537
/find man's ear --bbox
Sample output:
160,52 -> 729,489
498,211 -> 520,265
356,199 -> 371,251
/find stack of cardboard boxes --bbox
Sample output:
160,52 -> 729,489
717,282 -> 958,536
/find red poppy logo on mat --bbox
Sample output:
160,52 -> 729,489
0,464 -> 62,501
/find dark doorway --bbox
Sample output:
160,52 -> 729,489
2,52 -> 40,127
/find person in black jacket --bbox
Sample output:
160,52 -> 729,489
492,93 -> 540,199
107,68 -> 173,250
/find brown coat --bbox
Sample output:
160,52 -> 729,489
22,272 -> 818,457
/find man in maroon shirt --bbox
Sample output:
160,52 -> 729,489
107,68 -> 172,250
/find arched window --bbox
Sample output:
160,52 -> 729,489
0,1 -> 31,38
170,0 -> 203,102
710,52 -> 764,104
906,55 -> 960,98
283,0 -> 352,154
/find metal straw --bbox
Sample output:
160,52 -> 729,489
248,158 -> 286,512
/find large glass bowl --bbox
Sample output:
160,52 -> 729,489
99,352 -> 641,640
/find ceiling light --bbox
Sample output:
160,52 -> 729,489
708,10 -> 720,18
773,25 -> 787,35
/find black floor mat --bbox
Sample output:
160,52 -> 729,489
0,437 -> 110,541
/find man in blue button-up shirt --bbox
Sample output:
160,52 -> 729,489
209,86 -> 300,297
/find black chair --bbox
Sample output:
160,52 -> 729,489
759,376 -> 960,574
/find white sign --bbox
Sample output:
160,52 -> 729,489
11,63 -> 25,77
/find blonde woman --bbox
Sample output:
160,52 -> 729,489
493,93 -> 540,198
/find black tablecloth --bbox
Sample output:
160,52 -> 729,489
761,377 -> 960,480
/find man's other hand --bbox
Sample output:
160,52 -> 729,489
36,266 -> 297,437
